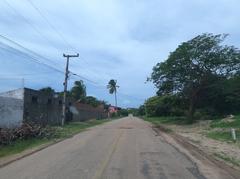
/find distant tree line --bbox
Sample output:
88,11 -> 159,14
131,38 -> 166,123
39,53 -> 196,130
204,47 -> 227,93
141,33 -> 240,121
40,80 -> 108,109
39,80 -> 131,115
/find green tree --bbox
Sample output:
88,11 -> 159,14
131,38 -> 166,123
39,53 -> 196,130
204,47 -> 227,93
81,96 -> 101,107
107,79 -> 119,107
119,109 -> 129,116
138,105 -> 146,116
39,87 -> 55,95
149,33 -> 240,120
70,80 -> 86,100
145,95 -> 184,117
198,75 -> 240,115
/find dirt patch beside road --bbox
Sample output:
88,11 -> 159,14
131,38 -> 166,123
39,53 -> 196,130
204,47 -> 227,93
163,122 -> 240,168
152,125 -> 240,179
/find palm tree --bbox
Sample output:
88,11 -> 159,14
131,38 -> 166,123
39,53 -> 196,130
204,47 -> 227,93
107,79 -> 119,107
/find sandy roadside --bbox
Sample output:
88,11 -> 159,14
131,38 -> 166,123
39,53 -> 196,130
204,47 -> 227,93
150,123 -> 240,179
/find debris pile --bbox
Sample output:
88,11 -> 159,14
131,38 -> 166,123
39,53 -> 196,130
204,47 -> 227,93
0,123 -> 55,145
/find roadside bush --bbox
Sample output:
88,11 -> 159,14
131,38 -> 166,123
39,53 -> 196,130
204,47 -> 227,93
137,105 -> 146,116
119,109 -> 129,116
111,112 -> 119,118
145,95 -> 184,117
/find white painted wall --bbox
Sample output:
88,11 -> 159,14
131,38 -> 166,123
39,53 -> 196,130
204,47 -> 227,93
0,96 -> 24,128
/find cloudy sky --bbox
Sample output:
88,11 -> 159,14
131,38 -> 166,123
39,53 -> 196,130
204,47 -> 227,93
0,0 -> 240,107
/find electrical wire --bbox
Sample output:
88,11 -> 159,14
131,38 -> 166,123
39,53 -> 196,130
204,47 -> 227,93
25,0 -> 91,66
3,0 -> 62,54
0,34 -> 63,68
26,0 -> 76,52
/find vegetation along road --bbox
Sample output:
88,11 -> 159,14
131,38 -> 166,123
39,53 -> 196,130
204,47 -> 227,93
0,117 -> 238,179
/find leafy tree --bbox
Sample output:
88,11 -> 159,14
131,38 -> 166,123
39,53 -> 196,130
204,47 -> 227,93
138,105 -> 146,116
107,79 -> 119,107
81,96 -> 101,107
39,87 -> 55,95
70,80 -> 86,100
100,100 -> 111,110
149,33 -> 240,120
145,95 -> 184,117
119,109 -> 129,116
198,75 -> 240,115
127,108 -> 138,116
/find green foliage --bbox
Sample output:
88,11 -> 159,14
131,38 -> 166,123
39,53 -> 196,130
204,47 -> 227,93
214,153 -> 240,167
145,95 -> 184,117
81,96 -> 102,107
138,105 -> 146,116
210,115 -> 240,128
111,112 -> 119,118
143,116 -> 188,126
107,79 -> 118,94
70,80 -> 86,100
0,120 -> 109,158
149,33 -> 240,120
119,109 -> 129,116
53,120 -> 108,138
39,87 -> 55,95
101,100 -> 110,110
207,130 -> 240,142
107,79 -> 119,107
0,138 -> 49,158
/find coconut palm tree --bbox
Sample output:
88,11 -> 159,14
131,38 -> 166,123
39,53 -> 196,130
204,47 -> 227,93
107,79 -> 119,107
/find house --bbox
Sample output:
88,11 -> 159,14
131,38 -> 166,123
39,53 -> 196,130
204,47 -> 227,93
0,88 -> 107,128
0,88 -> 68,128
108,106 -> 121,114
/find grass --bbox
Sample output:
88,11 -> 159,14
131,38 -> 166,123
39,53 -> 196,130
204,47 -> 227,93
142,116 -> 189,133
207,130 -> 240,142
210,115 -> 240,129
214,152 -> 240,167
53,120 -> 108,138
0,138 -> 50,158
143,116 -> 189,126
0,119 -> 110,158
206,115 -> 240,142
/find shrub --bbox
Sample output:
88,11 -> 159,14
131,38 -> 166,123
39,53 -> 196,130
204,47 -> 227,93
145,95 -> 185,117
119,109 -> 129,116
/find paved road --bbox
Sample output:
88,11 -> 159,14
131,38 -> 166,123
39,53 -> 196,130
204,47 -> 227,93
0,117 -> 206,179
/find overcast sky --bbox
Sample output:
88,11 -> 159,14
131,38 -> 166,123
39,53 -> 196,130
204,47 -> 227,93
0,0 -> 240,107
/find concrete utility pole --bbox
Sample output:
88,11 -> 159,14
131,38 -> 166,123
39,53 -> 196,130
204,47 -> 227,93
62,53 -> 79,126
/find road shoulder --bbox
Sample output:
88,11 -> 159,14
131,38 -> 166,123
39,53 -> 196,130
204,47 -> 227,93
149,123 -> 240,179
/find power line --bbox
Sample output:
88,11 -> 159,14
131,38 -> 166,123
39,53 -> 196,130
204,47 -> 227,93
25,0 -> 94,68
0,35 -> 101,85
5,0 -> 107,82
0,38 -> 145,102
4,0 -> 119,86
3,0 -> 62,54
0,34 -> 63,68
0,40 -> 64,74
26,0 -> 76,52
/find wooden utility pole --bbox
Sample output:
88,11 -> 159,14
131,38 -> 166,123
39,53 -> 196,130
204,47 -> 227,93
62,53 -> 79,126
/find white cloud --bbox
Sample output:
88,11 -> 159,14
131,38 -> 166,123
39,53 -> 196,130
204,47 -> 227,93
0,0 -> 240,107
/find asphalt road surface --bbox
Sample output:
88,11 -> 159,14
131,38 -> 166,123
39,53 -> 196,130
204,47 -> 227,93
0,117 -> 206,179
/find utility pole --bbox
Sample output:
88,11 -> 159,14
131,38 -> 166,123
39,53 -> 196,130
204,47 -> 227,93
62,53 -> 79,126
